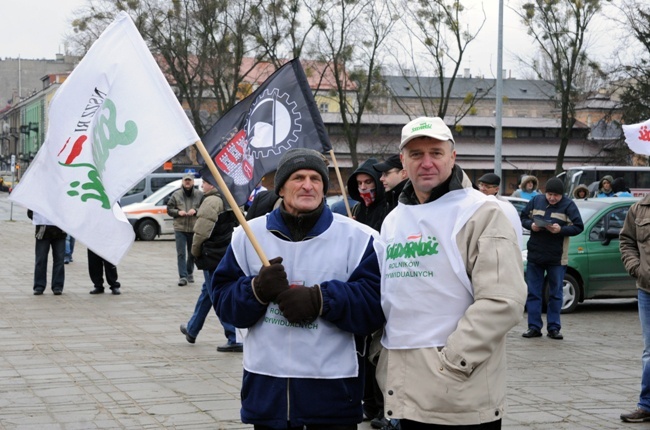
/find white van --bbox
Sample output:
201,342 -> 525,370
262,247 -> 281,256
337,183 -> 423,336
119,173 -> 187,206
562,166 -> 650,197
122,178 -> 202,240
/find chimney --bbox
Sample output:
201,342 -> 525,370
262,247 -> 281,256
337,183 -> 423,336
464,68 -> 470,79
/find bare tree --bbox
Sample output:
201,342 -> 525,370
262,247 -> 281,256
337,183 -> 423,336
309,0 -> 398,168
249,0 -> 327,68
515,0 -> 605,175
598,0 -> 650,165
66,0 -> 293,163
385,0 -> 488,124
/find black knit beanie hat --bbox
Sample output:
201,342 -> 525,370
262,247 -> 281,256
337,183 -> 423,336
545,178 -> 564,195
274,148 -> 329,196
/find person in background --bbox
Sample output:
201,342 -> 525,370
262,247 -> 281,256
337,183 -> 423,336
477,172 -> 523,247
373,117 -> 526,429
373,154 -> 408,213
180,179 -> 243,352
88,249 -> 121,295
64,234 -> 75,264
211,148 -> 383,429
245,180 -> 268,211
28,210 -> 66,296
612,177 -> 633,197
167,174 -> 203,286
572,184 -> 590,199
361,153 -> 408,430
521,177 -> 583,340
347,158 -> 387,231
595,175 -> 615,197
329,191 -> 359,216
511,175 -> 540,200
620,193 -> 650,422
244,189 -> 282,220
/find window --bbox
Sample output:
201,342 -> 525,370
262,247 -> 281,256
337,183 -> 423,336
123,179 -> 145,196
151,177 -> 178,192
319,103 -> 329,113
589,207 -> 629,241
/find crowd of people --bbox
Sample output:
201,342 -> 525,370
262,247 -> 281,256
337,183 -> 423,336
25,114 -> 649,428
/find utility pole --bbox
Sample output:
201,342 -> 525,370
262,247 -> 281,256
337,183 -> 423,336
495,0 -> 504,193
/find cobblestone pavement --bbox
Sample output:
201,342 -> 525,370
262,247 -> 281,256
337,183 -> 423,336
0,193 -> 644,429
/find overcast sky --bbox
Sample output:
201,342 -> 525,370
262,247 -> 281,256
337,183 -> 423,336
0,0 -> 621,80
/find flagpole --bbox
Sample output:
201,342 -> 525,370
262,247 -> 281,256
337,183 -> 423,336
328,150 -> 352,218
195,140 -> 270,267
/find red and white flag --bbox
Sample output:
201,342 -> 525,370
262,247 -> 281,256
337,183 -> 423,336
10,12 -> 199,264
623,119 -> 650,156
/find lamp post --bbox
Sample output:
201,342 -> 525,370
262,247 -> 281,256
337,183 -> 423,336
495,0 -> 504,193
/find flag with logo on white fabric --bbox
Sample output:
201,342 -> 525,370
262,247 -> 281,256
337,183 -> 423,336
10,12 -> 200,264
623,118 -> 650,155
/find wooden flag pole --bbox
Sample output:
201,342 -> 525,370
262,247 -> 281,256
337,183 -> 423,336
194,140 -> 270,267
329,150 -> 352,218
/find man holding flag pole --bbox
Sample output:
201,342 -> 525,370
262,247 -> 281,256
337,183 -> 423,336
209,147 -> 383,429
192,58 -> 384,428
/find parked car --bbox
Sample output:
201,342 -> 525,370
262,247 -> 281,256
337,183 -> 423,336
502,195 -> 528,217
522,197 -> 640,313
119,172 -> 189,206
122,178 -> 202,241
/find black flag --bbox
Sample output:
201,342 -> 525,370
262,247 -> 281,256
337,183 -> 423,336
199,59 -> 332,206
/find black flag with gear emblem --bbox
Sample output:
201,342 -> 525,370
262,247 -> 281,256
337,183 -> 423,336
199,58 -> 332,206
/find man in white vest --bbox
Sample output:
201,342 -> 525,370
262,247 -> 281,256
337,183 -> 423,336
374,117 -> 527,429
210,148 -> 383,430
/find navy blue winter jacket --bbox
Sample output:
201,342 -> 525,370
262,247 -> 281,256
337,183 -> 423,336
521,194 -> 584,265
210,204 -> 383,428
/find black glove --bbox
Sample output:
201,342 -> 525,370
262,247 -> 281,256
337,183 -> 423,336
253,257 -> 289,304
276,285 -> 322,324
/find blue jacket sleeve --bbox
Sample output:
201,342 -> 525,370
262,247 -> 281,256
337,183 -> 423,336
520,199 -> 533,231
319,237 -> 384,336
210,245 -> 267,328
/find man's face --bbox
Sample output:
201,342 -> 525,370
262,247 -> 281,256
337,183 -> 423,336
478,182 -> 498,196
546,192 -> 563,205
279,169 -> 324,216
356,173 -> 376,192
380,168 -> 406,192
201,181 -> 213,193
401,137 -> 455,203
182,178 -> 194,190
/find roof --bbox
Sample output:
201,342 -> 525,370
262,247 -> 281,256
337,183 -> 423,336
575,96 -> 621,111
320,113 -> 588,129
384,76 -> 557,101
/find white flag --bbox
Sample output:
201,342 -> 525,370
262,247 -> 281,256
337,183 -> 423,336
623,118 -> 650,156
10,12 -> 200,264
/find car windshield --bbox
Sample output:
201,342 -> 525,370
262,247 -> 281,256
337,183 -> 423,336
576,205 -> 600,224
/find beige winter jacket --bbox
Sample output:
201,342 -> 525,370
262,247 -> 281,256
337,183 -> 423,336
191,189 -> 225,258
376,167 -> 527,426
620,194 -> 650,293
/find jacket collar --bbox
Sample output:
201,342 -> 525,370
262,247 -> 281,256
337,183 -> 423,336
265,200 -> 333,241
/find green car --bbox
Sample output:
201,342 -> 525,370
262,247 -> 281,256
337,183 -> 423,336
522,197 -> 640,313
